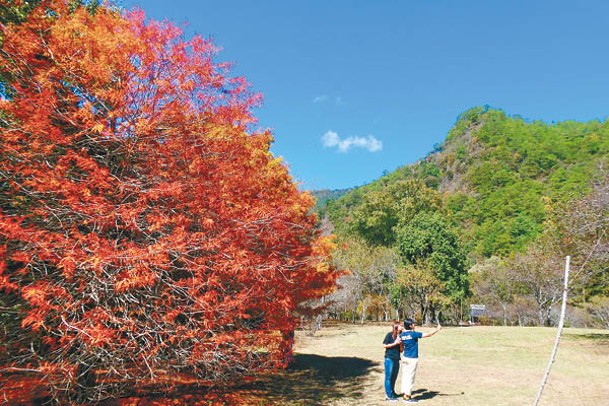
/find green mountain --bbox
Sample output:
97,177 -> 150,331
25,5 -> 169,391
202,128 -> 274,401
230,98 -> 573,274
323,106 -> 609,258
310,188 -> 352,211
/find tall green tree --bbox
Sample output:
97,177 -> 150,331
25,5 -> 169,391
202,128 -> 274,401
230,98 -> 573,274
396,212 -> 470,305
348,180 -> 441,246
392,264 -> 445,325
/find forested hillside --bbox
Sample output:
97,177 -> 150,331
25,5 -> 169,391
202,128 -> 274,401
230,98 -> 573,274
319,107 -> 609,327
310,188 -> 352,211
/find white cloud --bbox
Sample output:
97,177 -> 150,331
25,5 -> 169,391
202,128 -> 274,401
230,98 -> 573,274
313,95 -> 329,103
313,94 -> 343,105
321,130 -> 383,153
321,130 -> 340,147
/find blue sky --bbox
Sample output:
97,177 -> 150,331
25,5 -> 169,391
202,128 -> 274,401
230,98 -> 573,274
123,0 -> 609,191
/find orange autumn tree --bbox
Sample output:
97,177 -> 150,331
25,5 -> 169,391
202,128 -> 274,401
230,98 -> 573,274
0,0 -> 337,401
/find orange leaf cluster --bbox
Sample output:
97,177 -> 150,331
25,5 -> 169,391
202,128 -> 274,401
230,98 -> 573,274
0,0 -> 338,402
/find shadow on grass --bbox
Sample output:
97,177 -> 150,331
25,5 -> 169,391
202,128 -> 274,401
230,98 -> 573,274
99,354 -> 381,405
412,388 -> 465,401
564,332 -> 609,345
91,354 -> 379,405
238,354 -> 381,405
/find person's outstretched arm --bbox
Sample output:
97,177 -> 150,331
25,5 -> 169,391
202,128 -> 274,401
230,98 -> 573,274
422,323 -> 442,338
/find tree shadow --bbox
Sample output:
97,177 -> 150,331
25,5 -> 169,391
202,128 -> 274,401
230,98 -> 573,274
77,356 -> 469,405
564,333 -> 609,345
93,354 -> 379,405
240,354 -> 382,404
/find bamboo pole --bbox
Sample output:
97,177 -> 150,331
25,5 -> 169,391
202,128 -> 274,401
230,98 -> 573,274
533,256 -> 570,406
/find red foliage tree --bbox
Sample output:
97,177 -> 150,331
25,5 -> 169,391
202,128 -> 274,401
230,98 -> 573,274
0,0 -> 337,401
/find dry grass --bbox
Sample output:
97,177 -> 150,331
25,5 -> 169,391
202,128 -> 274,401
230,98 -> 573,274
243,322 -> 609,406
3,323 -> 608,405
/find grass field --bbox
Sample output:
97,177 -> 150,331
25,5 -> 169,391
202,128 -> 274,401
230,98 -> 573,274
3,323 -> 608,405
237,322 -> 609,406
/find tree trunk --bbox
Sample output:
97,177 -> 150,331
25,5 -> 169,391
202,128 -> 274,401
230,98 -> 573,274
499,303 -> 507,326
69,362 -> 97,404
359,298 -> 369,324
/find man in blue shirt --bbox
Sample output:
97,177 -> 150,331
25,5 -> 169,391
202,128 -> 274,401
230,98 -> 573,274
399,319 -> 441,403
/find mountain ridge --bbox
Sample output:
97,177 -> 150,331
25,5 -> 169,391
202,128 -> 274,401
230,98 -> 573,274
319,106 -> 609,258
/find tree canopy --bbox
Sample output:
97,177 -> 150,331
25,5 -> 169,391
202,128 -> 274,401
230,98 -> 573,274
0,0 -> 338,401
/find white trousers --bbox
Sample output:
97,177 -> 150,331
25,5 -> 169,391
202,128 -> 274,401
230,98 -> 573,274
400,357 -> 419,396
